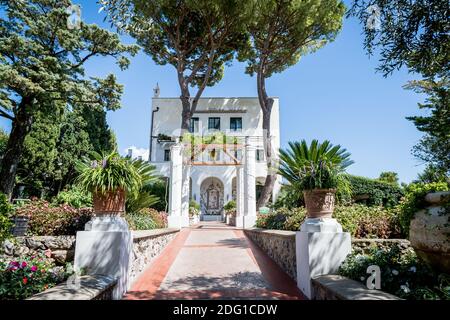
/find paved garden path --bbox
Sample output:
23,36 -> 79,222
124,222 -> 304,300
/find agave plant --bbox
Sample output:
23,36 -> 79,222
278,140 -> 354,191
75,151 -> 142,198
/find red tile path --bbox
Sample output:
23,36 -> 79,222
124,222 -> 305,300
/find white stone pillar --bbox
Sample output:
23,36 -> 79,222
243,138 -> 257,228
181,164 -> 191,224
296,218 -> 351,299
75,209 -> 132,299
168,143 -> 189,228
235,166 -> 244,228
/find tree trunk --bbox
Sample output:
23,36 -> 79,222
0,99 -> 34,199
178,70 -> 193,132
256,68 -> 277,208
180,100 -> 191,132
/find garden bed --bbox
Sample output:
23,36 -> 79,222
339,244 -> 449,300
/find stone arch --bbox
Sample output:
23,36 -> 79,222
200,177 -> 224,215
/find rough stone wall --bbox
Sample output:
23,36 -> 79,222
244,229 -> 412,283
1,236 -> 76,265
244,229 -> 297,281
129,229 -> 179,284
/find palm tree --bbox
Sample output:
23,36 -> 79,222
125,158 -> 161,213
278,140 -> 353,191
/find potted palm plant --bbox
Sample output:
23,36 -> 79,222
279,140 -> 353,219
75,151 -> 142,216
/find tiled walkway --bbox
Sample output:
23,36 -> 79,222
124,222 -> 305,300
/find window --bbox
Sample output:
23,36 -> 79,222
190,117 -> 199,133
230,117 -> 242,131
208,117 -> 220,131
164,149 -> 170,161
256,149 -> 265,162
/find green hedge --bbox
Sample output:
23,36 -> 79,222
52,186 -> 92,208
398,182 -> 449,237
256,204 -> 403,238
344,175 -> 404,207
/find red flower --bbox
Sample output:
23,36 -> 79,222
22,277 -> 28,285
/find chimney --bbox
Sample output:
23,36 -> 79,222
153,83 -> 160,98
127,148 -> 133,158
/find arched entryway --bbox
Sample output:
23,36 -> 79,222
200,177 -> 224,218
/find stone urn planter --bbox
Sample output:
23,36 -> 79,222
93,189 -> 126,215
303,189 -> 336,219
409,191 -> 450,273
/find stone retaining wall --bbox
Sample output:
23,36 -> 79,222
312,275 -> 401,300
1,236 -> 76,265
129,229 -> 179,285
27,275 -> 117,300
244,228 -> 297,281
244,228 -> 412,283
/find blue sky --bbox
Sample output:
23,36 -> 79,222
0,0 -> 428,183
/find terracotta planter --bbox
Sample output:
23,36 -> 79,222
409,191 -> 450,273
303,189 -> 336,219
93,189 -> 126,215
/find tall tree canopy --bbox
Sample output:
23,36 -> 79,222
348,0 -> 449,78
15,103 -> 117,198
238,0 -> 345,207
349,0 -> 449,180
0,128 -> 7,157
0,0 -> 138,197
378,171 -> 399,186
100,0 -> 251,130
405,78 -> 450,175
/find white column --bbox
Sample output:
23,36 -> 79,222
243,138 -> 257,228
296,219 -> 351,299
181,164 -> 191,224
168,143 -> 189,228
235,166 -> 244,228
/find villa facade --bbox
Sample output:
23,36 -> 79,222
148,96 -> 282,220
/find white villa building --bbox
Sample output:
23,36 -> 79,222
148,94 -> 282,222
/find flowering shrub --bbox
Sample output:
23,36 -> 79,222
125,212 -> 157,230
256,204 -> 402,238
338,245 -> 450,300
334,204 -> 402,238
15,200 -> 93,236
0,254 -> 71,300
126,208 -> 168,230
256,207 -> 306,230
